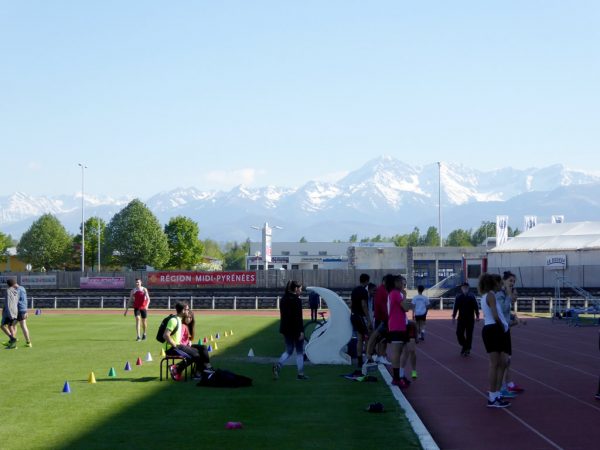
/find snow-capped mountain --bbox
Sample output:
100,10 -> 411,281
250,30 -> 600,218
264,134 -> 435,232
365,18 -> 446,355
2,156 -> 600,241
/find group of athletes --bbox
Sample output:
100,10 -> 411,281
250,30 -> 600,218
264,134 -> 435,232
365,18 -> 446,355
350,273 -> 429,389
347,271 -> 533,407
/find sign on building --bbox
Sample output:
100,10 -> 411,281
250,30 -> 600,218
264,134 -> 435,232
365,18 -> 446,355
148,271 -> 257,286
545,255 -> 567,270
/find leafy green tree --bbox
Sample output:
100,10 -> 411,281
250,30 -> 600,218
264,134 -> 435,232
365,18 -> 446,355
0,232 -> 12,255
446,229 -> 473,247
164,216 -> 204,269
104,199 -> 170,269
223,240 -> 250,270
349,234 -> 358,243
419,226 -> 441,246
73,217 -> 106,270
299,236 -> 307,243
17,214 -> 72,270
471,221 -> 494,246
202,239 -> 224,261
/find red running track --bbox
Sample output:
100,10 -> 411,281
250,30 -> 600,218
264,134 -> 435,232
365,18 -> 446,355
402,311 -> 600,450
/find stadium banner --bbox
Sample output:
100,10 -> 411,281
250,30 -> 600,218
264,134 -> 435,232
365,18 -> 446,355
545,255 -> 567,270
496,215 -> 509,246
148,271 -> 257,286
0,275 -> 18,284
80,277 -> 126,289
523,215 -> 537,231
551,215 -> 565,224
20,274 -> 57,287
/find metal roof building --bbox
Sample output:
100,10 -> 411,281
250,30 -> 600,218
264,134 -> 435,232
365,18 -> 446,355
488,222 -> 600,288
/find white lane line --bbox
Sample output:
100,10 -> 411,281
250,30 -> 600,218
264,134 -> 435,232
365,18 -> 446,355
423,328 -> 600,412
417,348 -> 565,450
379,365 -> 440,450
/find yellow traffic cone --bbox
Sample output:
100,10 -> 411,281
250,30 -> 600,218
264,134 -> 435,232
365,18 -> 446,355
213,342 -> 218,350
160,348 -> 166,357
88,371 -> 97,384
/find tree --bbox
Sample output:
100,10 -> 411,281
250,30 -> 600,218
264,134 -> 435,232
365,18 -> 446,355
348,234 -> 358,243
202,239 -> 224,261
17,214 -> 72,270
0,232 -> 12,255
73,217 -> 107,270
419,226 -> 441,246
446,229 -> 473,247
223,240 -> 250,270
104,199 -> 170,269
471,221 -> 494,246
164,216 -> 204,269
299,236 -> 307,243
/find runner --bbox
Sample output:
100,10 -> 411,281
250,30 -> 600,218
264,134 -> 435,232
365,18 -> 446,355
124,278 -> 151,341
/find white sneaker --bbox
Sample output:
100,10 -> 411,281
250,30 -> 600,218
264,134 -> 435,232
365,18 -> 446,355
378,356 -> 392,366
361,359 -> 377,376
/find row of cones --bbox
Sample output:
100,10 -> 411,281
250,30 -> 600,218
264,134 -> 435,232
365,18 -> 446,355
201,330 -> 233,344
63,330 -> 236,393
63,352 -> 156,392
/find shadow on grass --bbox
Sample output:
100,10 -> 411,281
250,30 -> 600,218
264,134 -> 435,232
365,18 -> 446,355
61,317 -> 420,450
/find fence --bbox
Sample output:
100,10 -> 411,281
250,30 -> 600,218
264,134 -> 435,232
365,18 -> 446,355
24,295 -> 592,314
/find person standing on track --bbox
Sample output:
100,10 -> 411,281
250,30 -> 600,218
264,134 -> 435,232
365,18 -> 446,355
452,282 -> 479,356
496,271 -> 525,398
125,278 -> 150,341
479,273 -> 511,408
411,285 -> 430,341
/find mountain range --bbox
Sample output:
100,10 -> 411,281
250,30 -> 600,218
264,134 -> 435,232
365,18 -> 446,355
2,156 -> 600,242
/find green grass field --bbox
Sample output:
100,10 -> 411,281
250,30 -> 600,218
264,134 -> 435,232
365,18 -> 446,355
0,312 -> 420,450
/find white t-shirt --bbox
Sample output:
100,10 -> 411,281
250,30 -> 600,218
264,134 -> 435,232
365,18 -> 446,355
411,294 -> 430,316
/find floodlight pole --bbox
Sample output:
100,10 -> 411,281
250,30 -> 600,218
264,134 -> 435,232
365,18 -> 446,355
78,163 -> 87,272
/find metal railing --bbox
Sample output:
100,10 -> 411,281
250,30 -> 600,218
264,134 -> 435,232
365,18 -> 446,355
24,295 -> 595,314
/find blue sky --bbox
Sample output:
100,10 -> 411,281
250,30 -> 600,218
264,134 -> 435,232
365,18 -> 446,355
1,1 -> 599,198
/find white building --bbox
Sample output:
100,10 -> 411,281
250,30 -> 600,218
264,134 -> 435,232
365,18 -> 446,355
487,221 -> 600,288
247,241 -> 487,288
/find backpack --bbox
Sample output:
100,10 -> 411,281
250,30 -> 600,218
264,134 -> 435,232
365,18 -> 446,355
196,369 -> 253,388
156,314 -> 179,343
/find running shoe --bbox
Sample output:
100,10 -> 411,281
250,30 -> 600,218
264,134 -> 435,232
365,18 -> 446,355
499,389 -> 517,399
272,363 -> 280,380
392,378 -> 409,389
6,339 -> 17,349
411,370 -> 418,379
361,359 -> 378,376
25,341 -> 32,348
487,397 -> 511,408
296,374 -> 309,380
507,384 -> 524,393
136,336 -> 141,342
377,356 -> 392,366
169,364 -> 182,381
141,334 -> 147,341
400,376 -> 412,386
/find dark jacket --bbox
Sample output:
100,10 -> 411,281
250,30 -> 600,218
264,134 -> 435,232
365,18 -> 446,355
452,292 -> 480,322
279,291 -> 304,337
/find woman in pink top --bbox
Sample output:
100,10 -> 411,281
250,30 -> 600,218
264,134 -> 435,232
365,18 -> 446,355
387,275 -> 411,388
